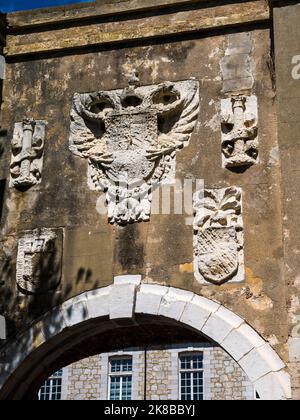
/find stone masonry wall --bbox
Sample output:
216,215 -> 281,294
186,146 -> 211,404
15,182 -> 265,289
141,349 -> 173,400
209,347 -> 254,400
64,355 -> 101,400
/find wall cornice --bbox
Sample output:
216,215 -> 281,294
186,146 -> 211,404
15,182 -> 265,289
4,0 -> 270,58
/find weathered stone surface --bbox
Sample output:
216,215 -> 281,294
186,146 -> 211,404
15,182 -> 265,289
4,1 -> 269,57
62,294 -> 89,328
7,0 -> 225,28
220,33 -> 254,94
0,21 -> 286,363
273,1 -> 300,399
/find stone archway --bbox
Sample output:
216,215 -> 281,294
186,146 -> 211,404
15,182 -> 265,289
0,277 -> 291,400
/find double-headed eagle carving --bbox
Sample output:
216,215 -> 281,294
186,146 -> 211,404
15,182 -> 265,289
69,74 -> 200,225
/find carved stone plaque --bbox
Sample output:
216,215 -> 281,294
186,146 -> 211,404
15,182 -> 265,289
16,228 -> 63,294
10,118 -> 47,190
221,95 -> 258,170
194,187 -> 244,285
69,74 -> 200,225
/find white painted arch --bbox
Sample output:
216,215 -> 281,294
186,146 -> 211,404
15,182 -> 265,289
0,278 -> 291,400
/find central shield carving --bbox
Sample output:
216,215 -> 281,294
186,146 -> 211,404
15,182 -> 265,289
105,112 -> 158,184
69,73 -> 200,225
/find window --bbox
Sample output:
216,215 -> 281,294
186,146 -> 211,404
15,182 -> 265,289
39,370 -> 63,401
109,357 -> 133,401
179,353 -> 204,401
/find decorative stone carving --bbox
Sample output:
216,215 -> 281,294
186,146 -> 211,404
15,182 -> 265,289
193,187 -> 244,285
69,73 -> 200,225
16,228 -> 63,294
10,118 -> 46,190
221,96 -> 258,170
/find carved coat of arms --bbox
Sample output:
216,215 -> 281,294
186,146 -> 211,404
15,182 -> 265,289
10,118 -> 47,190
193,187 -> 244,285
69,73 -> 200,225
16,229 -> 63,295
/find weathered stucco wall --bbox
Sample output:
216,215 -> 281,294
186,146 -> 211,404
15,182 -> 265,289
0,0 -> 297,399
273,0 -> 300,400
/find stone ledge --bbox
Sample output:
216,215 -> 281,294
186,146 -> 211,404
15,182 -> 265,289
6,0 -> 203,29
6,0 -> 268,29
4,1 -> 269,57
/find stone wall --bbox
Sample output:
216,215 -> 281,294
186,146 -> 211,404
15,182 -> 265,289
0,1 -> 286,353
63,355 -> 101,400
273,1 -> 300,400
209,347 -> 253,400
0,0 -> 296,400
143,349 -> 173,400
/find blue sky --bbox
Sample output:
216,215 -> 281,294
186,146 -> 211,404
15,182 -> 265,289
0,0 -> 91,13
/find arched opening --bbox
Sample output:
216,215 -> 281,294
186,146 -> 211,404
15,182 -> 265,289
0,283 -> 291,400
